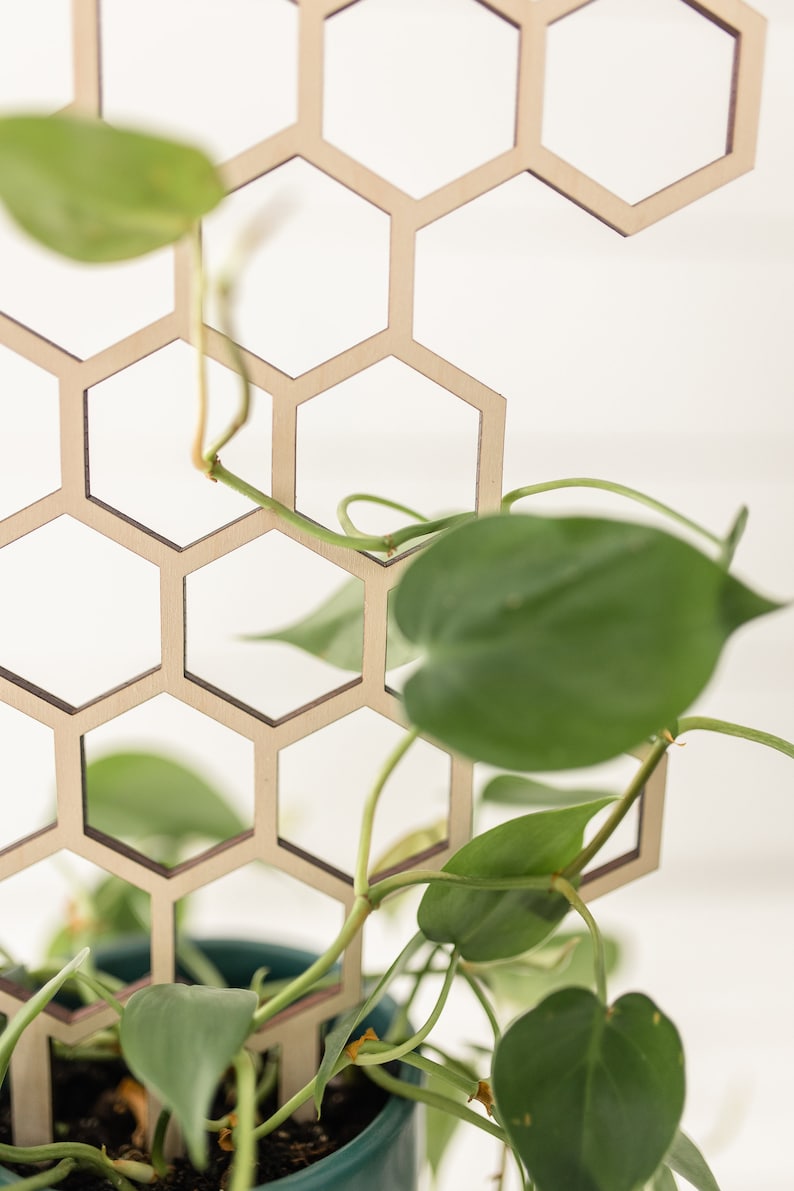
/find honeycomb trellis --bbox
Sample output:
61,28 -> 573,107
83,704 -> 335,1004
0,0 -> 765,1151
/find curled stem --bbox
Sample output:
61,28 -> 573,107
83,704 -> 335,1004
209,461 -> 471,556
355,728 -> 419,896
501,477 -> 724,552
337,493 -> 430,539
676,716 -> 794,760
551,875 -> 607,1004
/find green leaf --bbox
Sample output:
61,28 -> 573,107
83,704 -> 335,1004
394,513 -> 780,771
470,931 -> 622,1010
0,949 -> 90,1087
243,577 -> 419,672
0,114 -> 224,261
120,983 -> 257,1170
481,774 -> 615,809
492,989 -> 685,1191
417,800 -> 611,961
666,1129 -> 722,1191
649,1166 -> 679,1190
85,751 -> 245,857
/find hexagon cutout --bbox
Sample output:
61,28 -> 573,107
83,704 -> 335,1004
87,341 -> 273,547
0,516 -> 161,709
0,851 -> 151,1019
202,159 -> 390,377
83,694 -> 254,871
186,531 -> 363,721
0,704 -> 56,853
0,0 -> 72,112
100,0 -> 298,164
0,204 -> 174,360
296,357 -> 480,557
179,863 -> 346,959
278,709 -> 450,881
542,0 -> 736,205
0,344 -> 60,520
324,0 -> 519,197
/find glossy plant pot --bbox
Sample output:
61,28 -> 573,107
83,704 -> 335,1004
0,938 -> 420,1191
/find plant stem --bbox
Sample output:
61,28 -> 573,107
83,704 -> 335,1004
362,1064 -> 506,1143
676,716 -> 794,760
229,1051 -> 257,1191
202,277 -> 252,466
560,736 -> 670,879
149,1109 -> 170,1180
252,896 -> 371,1028
458,967 -> 502,1044
551,876 -> 607,1004
0,1144 -> 138,1191
501,478 -> 724,551
209,460 -> 471,554
392,1049 -> 481,1099
368,868 -> 554,907
3,1159 -> 76,1190
354,952 -> 459,1067
355,728 -> 419,896
337,493 -> 430,538
251,1058 -> 349,1142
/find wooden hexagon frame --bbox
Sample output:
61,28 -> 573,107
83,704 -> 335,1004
0,0 -> 763,1149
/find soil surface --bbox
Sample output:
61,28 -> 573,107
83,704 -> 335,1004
1,1053 -> 390,1188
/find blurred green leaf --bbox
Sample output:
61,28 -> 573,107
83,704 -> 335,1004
666,1130 -> 722,1191
424,1058 -> 478,1180
481,774 -> 615,809
372,819 -> 447,874
85,751 -> 245,854
493,989 -> 685,1191
417,800 -> 611,962
395,513 -> 780,771
649,1165 -> 680,1190
469,930 -> 622,1010
120,984 -> 257,1170
0,114 -> 223,261
244,577 -> 419,672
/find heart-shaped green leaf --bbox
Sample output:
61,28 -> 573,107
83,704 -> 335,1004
417,800 -> 611,961
394,513 -> 780,771
492,988 -> 685,1191
120,984 -> 257,1169
0,115 -> 224,261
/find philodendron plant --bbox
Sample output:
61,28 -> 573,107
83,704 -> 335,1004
0,114 -> 791,1191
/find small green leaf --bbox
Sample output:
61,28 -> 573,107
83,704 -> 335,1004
85,752 -> 245,857
492,989 -> 685,1191
481,774 -> 615,808
0,115 -> 224,261
470,930 -> 622,1010
120,984 -> 257,1170
371,819 -> 447,874
394,513 -> 781,771
0,949 -> 90,1086
666,1129 -> 722,1191
244,577 -> 419,672
417,800 -> 611,961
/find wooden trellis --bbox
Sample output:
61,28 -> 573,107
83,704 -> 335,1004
0,0 -> 765,1149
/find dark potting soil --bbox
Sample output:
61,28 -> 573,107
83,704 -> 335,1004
0,1053 -> 390,1189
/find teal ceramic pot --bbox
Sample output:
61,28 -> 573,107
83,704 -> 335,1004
0,938 -> 420,1190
